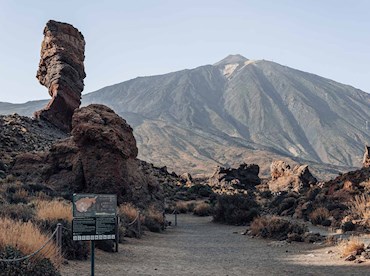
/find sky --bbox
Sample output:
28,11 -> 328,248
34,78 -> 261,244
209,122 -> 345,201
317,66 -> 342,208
0,0 -> 369,103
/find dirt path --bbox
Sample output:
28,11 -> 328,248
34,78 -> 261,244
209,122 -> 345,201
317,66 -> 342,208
62,214 -> 369,276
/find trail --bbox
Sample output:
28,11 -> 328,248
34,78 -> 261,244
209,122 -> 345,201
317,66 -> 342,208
62,214 -> 369,276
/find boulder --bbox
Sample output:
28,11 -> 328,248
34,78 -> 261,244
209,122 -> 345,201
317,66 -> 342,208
208,163 -> 260,190
268,161 -> 317,193
363,145 -> 370,168
11,105 -> 164,209
34,20 -> 86,132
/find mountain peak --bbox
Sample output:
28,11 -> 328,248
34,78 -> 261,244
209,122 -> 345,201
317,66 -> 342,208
214,54 -> 248,67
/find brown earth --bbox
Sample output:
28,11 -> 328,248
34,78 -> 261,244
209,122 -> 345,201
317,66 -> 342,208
61,215 -> 369,276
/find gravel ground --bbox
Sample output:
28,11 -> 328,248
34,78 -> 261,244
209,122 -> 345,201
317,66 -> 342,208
62,214 -> 369,276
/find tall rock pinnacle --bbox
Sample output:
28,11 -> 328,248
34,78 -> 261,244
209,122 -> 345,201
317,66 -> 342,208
34,20 -> 86,131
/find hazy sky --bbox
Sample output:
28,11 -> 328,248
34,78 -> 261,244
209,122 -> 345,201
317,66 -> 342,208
0,0 -> 369,103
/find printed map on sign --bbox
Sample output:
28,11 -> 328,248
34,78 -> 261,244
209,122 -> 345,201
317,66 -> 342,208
73,194 -> 117,217
75,197 -> 97,213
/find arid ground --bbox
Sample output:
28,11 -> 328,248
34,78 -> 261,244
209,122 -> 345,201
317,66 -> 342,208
62,215 -> 369,276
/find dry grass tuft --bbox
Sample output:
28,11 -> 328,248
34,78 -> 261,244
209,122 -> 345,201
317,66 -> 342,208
14,188 -> 29,199
349,194 -> 370,227
193,202 -> 212,216
147,205 -> 164,225
35,199 -> 72,222
119,203 -> 139,222
338,237 -> 365,257
175,201 -> 194,213
309,207 -> 330,225
0,217 -> 61,266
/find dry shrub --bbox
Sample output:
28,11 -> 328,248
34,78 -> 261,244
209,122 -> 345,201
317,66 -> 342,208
119,203 -> 139,222
0,204 -> 34,221
15,188 -> 29,199
0,217 -> 61,267
325,235 -> 338,246
349,194 -> 370,227
35,200 -> 72,222
213,194 -> 259,225
144,205 -> 164,232
309,207 -> 330,225
338,237 -> 365,257
175,201 -> 194,213
193,202 -> 212,216
250,216 -> 307,241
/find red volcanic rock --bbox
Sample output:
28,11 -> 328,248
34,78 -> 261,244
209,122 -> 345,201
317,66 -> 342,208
34,20 -> 86,132
13,104 -> 163,208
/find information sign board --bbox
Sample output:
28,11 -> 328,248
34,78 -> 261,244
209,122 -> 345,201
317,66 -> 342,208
72,194 -> 117,241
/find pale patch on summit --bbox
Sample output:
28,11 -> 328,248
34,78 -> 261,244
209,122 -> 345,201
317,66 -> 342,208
223,63 -> 239,78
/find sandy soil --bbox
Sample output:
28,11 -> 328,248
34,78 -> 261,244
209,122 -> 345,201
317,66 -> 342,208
62,214 -> 370,276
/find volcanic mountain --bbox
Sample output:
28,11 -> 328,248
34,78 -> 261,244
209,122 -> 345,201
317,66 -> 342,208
2,54 -> 370,178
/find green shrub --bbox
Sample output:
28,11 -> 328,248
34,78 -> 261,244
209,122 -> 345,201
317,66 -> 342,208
213,194 -> 259,225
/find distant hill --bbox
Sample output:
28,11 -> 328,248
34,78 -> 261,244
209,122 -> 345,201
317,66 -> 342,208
2,54 -> 369,178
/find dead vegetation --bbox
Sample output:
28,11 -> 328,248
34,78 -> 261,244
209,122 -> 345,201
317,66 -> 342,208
0,217 -> 61,267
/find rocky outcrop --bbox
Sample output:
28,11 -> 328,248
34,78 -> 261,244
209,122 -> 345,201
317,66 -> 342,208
0,114 -> 67,178
363,145 -> 370,168
34,20 -> 86,132
208,163 -> 260,193
11,105 -> 164,209
268,161 -> 317,193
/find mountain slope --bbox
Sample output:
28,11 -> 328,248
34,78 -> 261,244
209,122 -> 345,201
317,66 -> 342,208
1,55 -> 369,178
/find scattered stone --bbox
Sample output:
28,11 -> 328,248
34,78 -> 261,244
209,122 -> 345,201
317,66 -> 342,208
354,259 -> 364,264
344,254 -> 356,261
326,250 -> 333,254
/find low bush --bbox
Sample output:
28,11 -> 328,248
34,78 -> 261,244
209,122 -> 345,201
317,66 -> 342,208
37,219 -> 89,261
0,218 -> 61,267
338,237 -> 365,257
0,204 -> 34,221
35,200 -> 72,222
175,201 -> 195,213
250,216 -> 307,241
0,246 -> 60,276
119,203 -> 139,223
118,203 -> 142,238
349,194 -> 370,227
144,205 -> 164,232
309,207 -> 330,226
187,184 -> 213,197
193,202 -> 212,216
213,194 -> 259,225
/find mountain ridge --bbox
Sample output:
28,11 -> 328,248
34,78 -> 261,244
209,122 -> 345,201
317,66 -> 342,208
1,55 -> 369,178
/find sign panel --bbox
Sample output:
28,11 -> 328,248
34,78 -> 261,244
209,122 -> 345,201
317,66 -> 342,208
72,194 -> 117,241
73,194 -> 117,218
72,217 -> 116,241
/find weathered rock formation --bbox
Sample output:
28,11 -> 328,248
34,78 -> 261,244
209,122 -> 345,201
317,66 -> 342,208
11,105 -> 164,209
34,20 -> 86,132
268,161 -> 317,193
208,163 -> 261,193
363,145 -> 370,168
